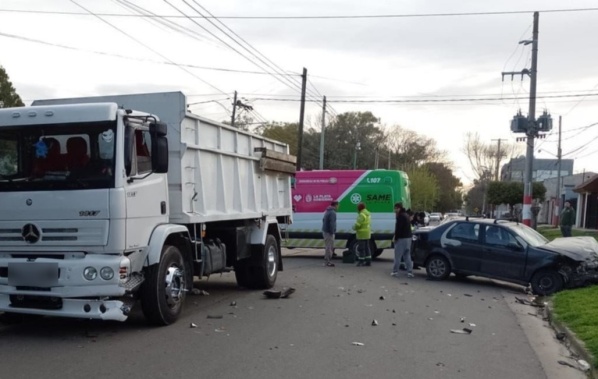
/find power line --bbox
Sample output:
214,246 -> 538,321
245,92 -> 598,103
0,31 -> 297,76
68,0 -> 228,96
3,7 -> 598,19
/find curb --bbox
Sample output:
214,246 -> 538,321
545,302 -> 596,378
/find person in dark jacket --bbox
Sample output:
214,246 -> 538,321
392,202 -> 414,278
560,201 -> 576,237
322,201 -> 339,267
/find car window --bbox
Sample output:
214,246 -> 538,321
447,223 -> 479,242
485,225 -> 518,247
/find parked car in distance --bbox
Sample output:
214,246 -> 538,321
429,212 -> 443,222
412,218 -> 598,295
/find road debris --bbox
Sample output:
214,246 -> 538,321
469,323 -> 476,327
190,322 -> 198,328
379,296 -> 385,300
558,360 -> 576,368
460,317 -> 465,323
555,332 -> 566,341
191,289 -> 210,296
463,294 -> 473,297
352,342 -> 365,346
450,328 -> 473,334
578,359 -> 591,372
263,287 -> 296,299
230,301 -> 237,306
371,319 -> 378,326
207,314 -> 223,319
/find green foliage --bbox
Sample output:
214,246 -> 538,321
537,226 -> 598,241
487,181 -> 546,206
553,286 -> 598,366
261,122 -> 299,156
406,165 -> 440,211
423,162 -> 462,212
0,66 -> 24,108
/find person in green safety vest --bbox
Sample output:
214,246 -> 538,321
352,202 -> 372,266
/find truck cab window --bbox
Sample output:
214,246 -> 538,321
135,130 -> 152,174
0,139 -> 18,176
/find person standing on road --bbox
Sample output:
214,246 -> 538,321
322,200 -> 339,267
352,202 -> 372,266
392,202 -> 414,278
560,201 -> 576,237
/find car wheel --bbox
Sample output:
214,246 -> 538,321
531,269 -> 564,295
425,255 -> 451,280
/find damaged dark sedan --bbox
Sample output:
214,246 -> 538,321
412,218 -> 598,295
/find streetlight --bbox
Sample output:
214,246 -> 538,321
353,142 -> 361,169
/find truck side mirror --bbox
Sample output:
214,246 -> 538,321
150,122 -> 168,173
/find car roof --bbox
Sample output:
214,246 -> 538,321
449,217 -> 519,227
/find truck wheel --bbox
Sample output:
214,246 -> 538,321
236,235 -> 279,289
531,269 -> 563,295
425,255 -> 451,280
141,245 -> 187,326
234,260 -> 252,288
253,235 -> 279,289
373,248 -> 384,259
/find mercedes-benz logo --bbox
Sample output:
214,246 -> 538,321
21,223 -> 41,244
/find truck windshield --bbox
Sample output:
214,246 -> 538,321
0,121 -> 116,191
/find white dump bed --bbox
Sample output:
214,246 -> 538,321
33,92 -> 294,224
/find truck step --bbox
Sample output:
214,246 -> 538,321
123,273 -> 144,292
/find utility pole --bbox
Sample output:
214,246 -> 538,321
522,12 -> 540,227
491,138 -> 506,181
231,90 -> 238,127
319,96 -> 326,169
504,12 -> 541,227
296,68 -> 307,171
554,115 -> 562,226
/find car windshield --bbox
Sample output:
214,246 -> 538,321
0,121 -> 116,191
509,223 -> 550,247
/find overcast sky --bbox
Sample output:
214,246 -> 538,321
2,0 -> 598,185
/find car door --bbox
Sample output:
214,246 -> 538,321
442,222 -> 483,273
480,225 -> 526,281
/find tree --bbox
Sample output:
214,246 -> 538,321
0,65 -> 23,108
487,181 -> 547,208
386,125 -> 447,169
406,165 -> 440,211
423,162 -> 463,212
462,132 -> 521,183
261,122 -> 299,156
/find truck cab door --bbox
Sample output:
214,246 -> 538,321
124,128 -> 168,249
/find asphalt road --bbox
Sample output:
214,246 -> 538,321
0,248 -> 587,379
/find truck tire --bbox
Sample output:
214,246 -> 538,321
236,235 -> 279,289
140,245 -> 187,326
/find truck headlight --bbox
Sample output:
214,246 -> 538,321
83,267 -> 98,281
100,267 -> 114,280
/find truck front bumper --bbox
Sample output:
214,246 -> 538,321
0,253 -> 133,321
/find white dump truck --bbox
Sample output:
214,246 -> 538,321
0,92 -> 295,325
